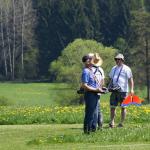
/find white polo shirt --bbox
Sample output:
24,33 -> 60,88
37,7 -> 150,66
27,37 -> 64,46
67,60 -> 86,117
109,64 -> 133,92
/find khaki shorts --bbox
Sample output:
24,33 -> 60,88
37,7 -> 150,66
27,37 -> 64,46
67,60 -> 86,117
110,92 -> 127,107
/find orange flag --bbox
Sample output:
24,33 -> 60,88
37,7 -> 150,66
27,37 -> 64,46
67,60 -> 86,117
121,94 -> 144,107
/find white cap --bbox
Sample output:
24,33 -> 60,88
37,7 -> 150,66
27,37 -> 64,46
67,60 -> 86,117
115,53 -> 124,61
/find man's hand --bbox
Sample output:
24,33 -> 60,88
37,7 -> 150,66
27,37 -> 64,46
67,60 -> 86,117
129,77 -> 134,95
97,88 -> 104,93
130,89 -> 134,95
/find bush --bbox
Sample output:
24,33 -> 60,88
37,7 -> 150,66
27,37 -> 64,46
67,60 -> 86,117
56,91 -> 81,106
49,39 -> 117,104
49,38 -> 117,86
0,96 -> 12,106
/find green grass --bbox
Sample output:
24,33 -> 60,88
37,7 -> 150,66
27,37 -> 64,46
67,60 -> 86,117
0,82 -> 147,106
0,105 -> 149,125
0,82 -> 74,106
0,82 -> 149,149
0,124 -> 150,150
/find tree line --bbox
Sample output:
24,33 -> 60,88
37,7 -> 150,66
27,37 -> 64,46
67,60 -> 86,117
0,0 -> 38,80
0,0 -> 150,89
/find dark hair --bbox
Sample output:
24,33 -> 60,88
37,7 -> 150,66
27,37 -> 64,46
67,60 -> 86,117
82,55 -> 91,62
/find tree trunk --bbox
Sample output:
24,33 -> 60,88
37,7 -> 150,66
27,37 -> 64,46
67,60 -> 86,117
12,0 -> 16,80
0,5 -> 8,77
21,0 -> 25,80
5,2 -> 13,79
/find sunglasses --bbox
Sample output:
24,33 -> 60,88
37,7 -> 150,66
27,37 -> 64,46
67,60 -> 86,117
115,58 -> 121,61
83,58 -> 92,63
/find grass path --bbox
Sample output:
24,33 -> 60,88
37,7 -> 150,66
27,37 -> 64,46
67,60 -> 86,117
0,124 -> 150,150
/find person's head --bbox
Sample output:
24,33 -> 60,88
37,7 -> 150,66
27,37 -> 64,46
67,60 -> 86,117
114,53 -> 124,66
88,53 -> 103,67
82,55 -> 93,67
93,53 -> 103,67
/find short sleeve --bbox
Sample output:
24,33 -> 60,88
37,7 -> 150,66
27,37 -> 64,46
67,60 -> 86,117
81,69 -> 90,83
109,69 -> 113,78
109,66 -> 116,78
126,67 -> 133,79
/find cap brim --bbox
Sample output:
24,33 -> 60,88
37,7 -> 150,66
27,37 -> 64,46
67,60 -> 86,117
114,57 -> 124,61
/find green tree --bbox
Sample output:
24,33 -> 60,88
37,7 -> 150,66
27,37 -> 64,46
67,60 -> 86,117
97,0 -> 131,45
113,37 -> 128,54
111,0 -> 131,43
49,38 -> 117,88
34,0 -> 131,78
0,0 -> 37,80
130,11 -> 150,103
24,48 -> 39,79
145,0 -> 150,12
129,0 -> 143,10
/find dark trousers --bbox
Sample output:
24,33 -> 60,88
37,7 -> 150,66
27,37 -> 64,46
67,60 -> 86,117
92,101 -> 103,129
84,91 -> 99,132
98,101 -> 103,126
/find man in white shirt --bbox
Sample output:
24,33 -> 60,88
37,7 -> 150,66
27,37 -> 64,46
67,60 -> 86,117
109,53 -> 134,127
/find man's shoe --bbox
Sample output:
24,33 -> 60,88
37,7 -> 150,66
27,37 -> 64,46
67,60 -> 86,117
118,123 -> 123,127
109,123 -> 115,128
84,131 -> 90,134
84,126 -> 90,134
97,124 -> 103,130
91,128 -> 96,132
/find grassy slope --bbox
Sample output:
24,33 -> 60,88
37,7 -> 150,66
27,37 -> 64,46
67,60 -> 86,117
0,124 -> 150,150
0,83 -> 72,106
0,82 -> 147,106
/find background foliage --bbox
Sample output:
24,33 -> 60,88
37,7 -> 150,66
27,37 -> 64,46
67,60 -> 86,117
0,0 -> 150,101
49,39 -> 116,87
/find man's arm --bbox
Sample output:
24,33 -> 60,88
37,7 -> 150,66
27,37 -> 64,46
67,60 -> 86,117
101,79 -> 105,86
81,83 -> 103,93
129,77 -> 134,94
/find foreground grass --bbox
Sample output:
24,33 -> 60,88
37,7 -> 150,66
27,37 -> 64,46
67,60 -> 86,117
0,104 -> 149,125
0,82 -> 149,149
0,124 -> 150,150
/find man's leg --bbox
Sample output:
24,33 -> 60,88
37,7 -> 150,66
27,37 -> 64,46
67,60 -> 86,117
84,92 -> 98,133
118,92 -> 127,127
110,107 -> 116,127
92,101 -> 99,130
97,102 -> 103,128
109,92 -> 117,127
120,107 -> 126,125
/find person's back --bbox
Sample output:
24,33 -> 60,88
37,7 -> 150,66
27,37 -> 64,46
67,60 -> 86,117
92,66 -> 104,87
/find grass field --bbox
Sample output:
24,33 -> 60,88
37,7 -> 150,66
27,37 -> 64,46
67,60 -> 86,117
0,82 -> 149,150
0,124 -> 150,150
0,82 -> 75,106
0,82 -> 147,106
